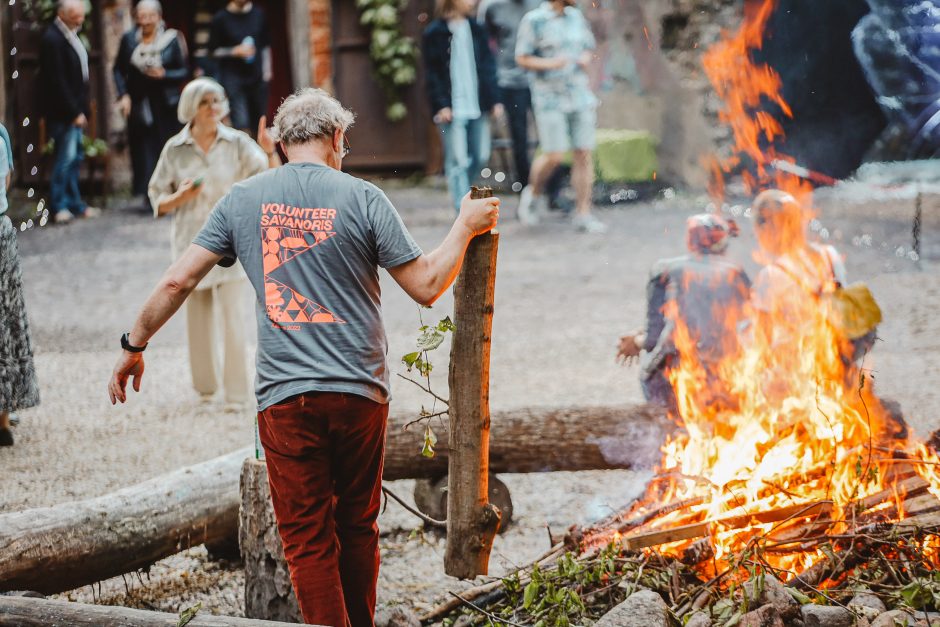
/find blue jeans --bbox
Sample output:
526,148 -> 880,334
438,116 -> 490,212
49,122 -> 86,215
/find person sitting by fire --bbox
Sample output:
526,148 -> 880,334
749,189 -> 879,383
618,213 -> 751,411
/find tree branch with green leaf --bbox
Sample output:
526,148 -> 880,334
399,307 -> 455,459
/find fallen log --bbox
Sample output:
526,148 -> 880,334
384,403 -> 668,480
0,404 -> 665,596
0,448 -> 249,595
0,595 -> 311,626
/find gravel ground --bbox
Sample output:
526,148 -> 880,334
4,181 -> 939,618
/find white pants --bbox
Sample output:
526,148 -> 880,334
186,281 -> 250,404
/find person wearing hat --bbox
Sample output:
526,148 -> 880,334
618,213 -> 751,410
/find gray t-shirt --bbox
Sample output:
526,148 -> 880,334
193,162 -> 423,410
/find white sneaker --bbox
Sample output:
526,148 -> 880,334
517,185 -> 544,225
82,206 -> 102,219
572,213 -> 608,234
54,210 -> 74,224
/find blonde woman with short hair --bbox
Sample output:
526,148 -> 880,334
148,77 -> 279,406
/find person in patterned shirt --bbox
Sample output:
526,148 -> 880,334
514,0 -> 606,233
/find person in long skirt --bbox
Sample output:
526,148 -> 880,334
148,78 -> 278,407
0,125 -> 40,446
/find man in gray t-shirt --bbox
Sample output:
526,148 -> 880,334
108,88 -> 500,627
195,165 -> 422,410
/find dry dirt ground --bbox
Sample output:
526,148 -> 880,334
2,181 -> 939,618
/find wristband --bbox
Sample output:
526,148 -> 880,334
121,332 -> 147,353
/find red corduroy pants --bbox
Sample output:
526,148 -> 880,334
258,391 -> 388,627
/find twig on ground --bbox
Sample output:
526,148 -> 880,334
450,592 -> 527,627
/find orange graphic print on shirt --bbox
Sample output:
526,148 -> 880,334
260,202 -> 344,329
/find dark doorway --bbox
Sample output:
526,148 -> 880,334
160,0 -> 294,121
331,0 -> 434,173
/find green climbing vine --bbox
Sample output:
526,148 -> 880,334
355,0 -> 419,122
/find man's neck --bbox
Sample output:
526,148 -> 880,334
285,144 -> 334,169
550,1 -> 566,15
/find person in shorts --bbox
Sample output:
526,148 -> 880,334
514,0 -> 605,232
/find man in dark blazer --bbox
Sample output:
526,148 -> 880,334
40,0 -> 101,224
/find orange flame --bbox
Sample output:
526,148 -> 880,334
701,0 -> 811,204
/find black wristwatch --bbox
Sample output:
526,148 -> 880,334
121,332 -> 148,353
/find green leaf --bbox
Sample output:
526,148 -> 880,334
523,580 -> 539,609
416,327 -> 446,352
421,424 -> 437,458
402,351 -> 421,368
177,602 -> 202,627
437,316 -> 456,332
387,102 -> 408,121
901,581 -> 933,610
785,587 -> 813,605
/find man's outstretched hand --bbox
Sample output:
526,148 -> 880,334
109,351 -> 145,404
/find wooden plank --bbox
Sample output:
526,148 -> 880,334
620,501 -> 833,551
855,475 -> 929,512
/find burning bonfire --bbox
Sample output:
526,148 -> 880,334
590,0 -> 940,581
430,1 -> 940,624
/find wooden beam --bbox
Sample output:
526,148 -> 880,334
0,595 -> 312,626
619,501 -> 833,551
444,186 -> 501,579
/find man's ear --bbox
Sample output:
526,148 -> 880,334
332,129 -> 342,152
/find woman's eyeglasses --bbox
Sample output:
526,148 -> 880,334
198,97 -> 225,108
341,135 -> 351,158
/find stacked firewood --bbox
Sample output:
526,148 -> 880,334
426,464 -> 940,626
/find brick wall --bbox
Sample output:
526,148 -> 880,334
308,0 -> 333,91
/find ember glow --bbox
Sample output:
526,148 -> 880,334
595,0 -> 940,580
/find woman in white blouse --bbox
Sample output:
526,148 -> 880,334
148,77 -> 278,407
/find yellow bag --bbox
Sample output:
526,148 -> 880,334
825,281 -> 882,340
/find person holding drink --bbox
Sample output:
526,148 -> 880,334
148,77 -> 279,407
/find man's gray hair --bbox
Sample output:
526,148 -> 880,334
135,0 -> 163,16
58,0 -> 85,12
273,88 -> 355,147
177,77 -> 229,124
